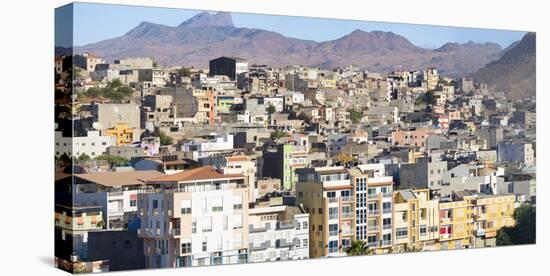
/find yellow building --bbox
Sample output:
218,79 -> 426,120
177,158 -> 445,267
392,189 -> 440,252
296,167 -> 355,258
103,123 -> 136,146
472,194 -> 515,247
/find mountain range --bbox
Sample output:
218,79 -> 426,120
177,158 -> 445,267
78,12 -> 506,77
473,32 -> 536,99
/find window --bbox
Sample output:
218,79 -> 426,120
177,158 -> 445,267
233,195 -> 243,210
180,200 -> 191,214
420,225 -> 427,236
152,200 -> 158,209
396,227 -> 408,238
328,207 -> 339,220
202,237 -> 207,252
329,224 -> 338,236
328,241 -> 338,253
202,217 -> 212,233
192,219 -> 197,233
210,197 -> 223,212
303,221 -> 308,229
233,215 -> 243,229
181,243 -> 191,254
130,200 -> 137,207
303,239 -> 308,248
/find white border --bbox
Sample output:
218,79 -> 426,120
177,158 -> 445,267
0,0 -> 547,275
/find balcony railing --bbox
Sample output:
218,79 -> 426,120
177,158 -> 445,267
328,214 -> 339,220
341,213 -> 354,219
380,240 -> 392,247
170,228 -> 180,237
383,224 -> 392,230
367,241 -> 379,248
341,196 -> 354,202
249,224 -> 268,233
328,197 -> 339,203
249,241 -> 270,251
329,230 -> 338,236
368,209 -> 380,215
277,220 -> 297,230
383,193 -> 392,198
383,208 -> 392,214
367,194 -> 378,199
368,226 -> 379,232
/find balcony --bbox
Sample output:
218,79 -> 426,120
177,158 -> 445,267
368,209 -> 380,216
249,241 -> 271,251
341,196 -> 354,202
328,197 -> 339,203
383,208 -> 392,214
329,230 -> 339,236
328,214 -> 339,220
249,224 -> 268,233
475,229 -> 486,237
341,213 -> 354,219
383,224 -> 392,230
383,193 -> 392,198
367,241 -> 379,248
367,226 -> 379,232
367,194 -> 378,199
276,238 -> 299,248
380,240 -> 392,247
277,220 -> 298,230
170,228 -> 180,237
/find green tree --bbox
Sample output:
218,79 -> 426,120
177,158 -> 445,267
178,67 -> 192,77
157,131 -> 174,146
267,104 -> 276,115
84,87 -> 102,99
496,204 -> 536,246
346,240 -> 373,256
348,109 -> 363,124
270,129 -> 289,139
95,155 -> 129,167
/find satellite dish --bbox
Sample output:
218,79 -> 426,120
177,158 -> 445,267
92,122 -> 102,130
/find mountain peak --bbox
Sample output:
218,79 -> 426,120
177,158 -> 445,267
178,11 -> 234,28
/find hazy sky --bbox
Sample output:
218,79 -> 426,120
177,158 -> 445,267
64,2 -> 526,49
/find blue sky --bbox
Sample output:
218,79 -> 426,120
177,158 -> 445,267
62,2 -> 526,49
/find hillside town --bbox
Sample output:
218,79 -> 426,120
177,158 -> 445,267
55,52 -> 536,273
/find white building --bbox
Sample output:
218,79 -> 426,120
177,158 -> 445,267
138,166 -> 250,268
55,130 -> 116,158
73,170 -> 165,229
182,133 -> 234,161
248,202 -> 309,262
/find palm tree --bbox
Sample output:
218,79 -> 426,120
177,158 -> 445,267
346,240 -> 371,256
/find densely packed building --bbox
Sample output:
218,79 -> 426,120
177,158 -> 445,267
55,51 -> 536,272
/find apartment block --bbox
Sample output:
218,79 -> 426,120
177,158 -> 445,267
296,167 -> 355,258
248,200 -> 309,262
392,189 -> 440,251
353,164 -> 393,252
138,166 -> 250,268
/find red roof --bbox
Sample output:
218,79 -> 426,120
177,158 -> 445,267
149,166 -> 244,183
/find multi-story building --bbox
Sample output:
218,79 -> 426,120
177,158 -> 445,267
497,141 -> 535,165
352,164 -> 393,252
181,133 -> 234,161
471,194 -> 515,248
295,167 -> 355,258
193,89 -> 215,125
73,170 -> 165,229
438,191 -> 475,250
90,103 -> 141,130
138,166 -> 250,268
103,123 -> 139,146
391,127 -> 431,149
248,199 -> 309,262
392,189 -> 440,251
209,57 -> 248,81
55,130 -> 116,158
262,142 -> 307,191
224,155 -> 257,202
